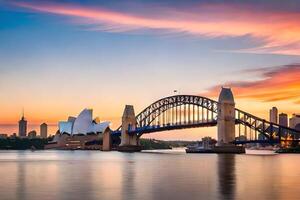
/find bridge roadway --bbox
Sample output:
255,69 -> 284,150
112,120 -> 217,136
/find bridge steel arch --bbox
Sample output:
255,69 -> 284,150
136,95 -> 218,127
115,95 -> 218,136
113,95 -> 300,144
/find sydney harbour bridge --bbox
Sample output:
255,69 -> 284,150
101,88 -> 300,151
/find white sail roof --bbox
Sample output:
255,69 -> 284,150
58,121 -> 73,134
59,108 -> 110,135
72,109 -> 93,135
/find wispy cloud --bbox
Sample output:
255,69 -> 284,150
11,1 -> 300,56
203,64 -> 300,104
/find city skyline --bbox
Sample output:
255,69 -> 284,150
1,0 -> 300,140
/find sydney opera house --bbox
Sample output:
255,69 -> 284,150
45,109 -> 111,150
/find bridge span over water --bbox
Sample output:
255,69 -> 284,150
102,88 -> 300,151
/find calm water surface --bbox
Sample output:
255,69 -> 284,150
0,149 -> 299,200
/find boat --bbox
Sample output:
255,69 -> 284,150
185,137 -> 245,154
185,143 -> 214,153
185,141 -> 245,154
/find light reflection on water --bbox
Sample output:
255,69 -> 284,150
0,150 -> 300,200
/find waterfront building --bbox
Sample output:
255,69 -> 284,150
40,123 -> 48,138
279,113 -> 288,127
45,134 -> 102,150
18,114 -> 27,137
289,114 -> 300,131
28,130 -> 37,139
269,107 -> 278,124
46,108 -> 111,150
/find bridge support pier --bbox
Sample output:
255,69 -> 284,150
118,105 -> 142,152
217,87 -> 245,153
102,128 -> 112,151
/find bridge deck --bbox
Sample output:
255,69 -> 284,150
111,120 -> 217,136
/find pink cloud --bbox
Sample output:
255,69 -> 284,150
12,1 -> 300,55
203,64 -> 300,104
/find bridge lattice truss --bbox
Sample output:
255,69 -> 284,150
113,95 -> 300,144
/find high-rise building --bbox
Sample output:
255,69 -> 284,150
40,123 -> 48,139
279,113 -> 288,127
290,114 -> 300,131
269,107 -> 278,123
18,113 -> 27,137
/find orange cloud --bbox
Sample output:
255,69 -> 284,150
203,64 -> 300,104
12,1 -> 300,55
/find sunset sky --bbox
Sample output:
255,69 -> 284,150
0,0 -> 300,140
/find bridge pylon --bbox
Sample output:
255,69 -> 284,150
215,87 -> 245,153
217,87 -> 236,145
102,128 -> 112,151
118,105 -> 141,152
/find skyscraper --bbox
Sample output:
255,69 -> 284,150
18,112 -> 27,137
269,107 -> 278,124
290,114 -> 300,131
40,123 -> 48,139
279,113 -> 288,127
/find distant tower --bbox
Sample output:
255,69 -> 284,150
217,87 -> 235,145
279,113 -> 288,127
269,107 -> 278,123
40,123 -> 48,138
18,110 -> 27,137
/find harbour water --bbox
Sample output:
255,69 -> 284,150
0,149 -> 300,200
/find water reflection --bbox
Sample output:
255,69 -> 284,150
121,154 -> 137,200
217,154 -> 236,200
16,162 -> 25,200
16,152 -> 26,200
1,151 -> 300,200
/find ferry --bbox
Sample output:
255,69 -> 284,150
185,142 -> 214,153
185,140 -> 245,154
